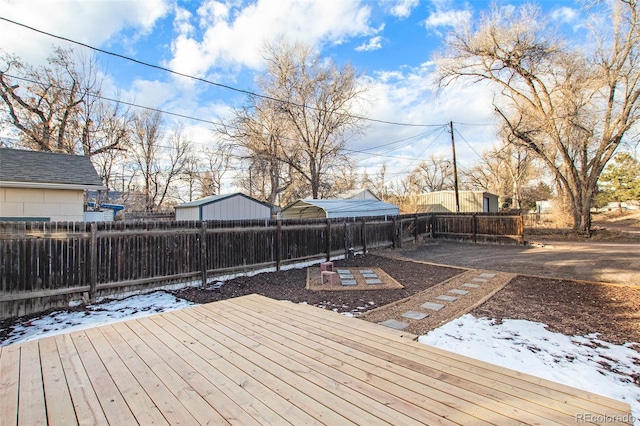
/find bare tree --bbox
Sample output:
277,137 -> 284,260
0,47 -> 127,157
464,139 -> 535,209
387,175 -> 420,213
179,155 -> 202,202
217,98 -> 293,204
361,164 -> 390,200
199,146 -> 231,197
129,111 -> 192,211
88,100 -> 133,191
407,155 -> 455,193
435,1 -> 640,233
258,38 -> 366,199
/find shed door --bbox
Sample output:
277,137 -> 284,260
483,197 -> 490,212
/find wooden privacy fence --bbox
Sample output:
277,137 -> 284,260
0,213 -> 522,319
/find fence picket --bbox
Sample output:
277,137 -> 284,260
0,213 -> 521,319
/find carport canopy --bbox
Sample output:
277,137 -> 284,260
281,199 -> 400,219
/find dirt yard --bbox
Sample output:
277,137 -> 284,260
171,250 -> 640,347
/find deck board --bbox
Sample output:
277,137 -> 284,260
0,294 -> 632,425
39,338 -> 77,426
232,295 -> 630,415
225,295 -> 580,424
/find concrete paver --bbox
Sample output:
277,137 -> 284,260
435,295 -> 458,302
421,302 -> 445,311
402,311 -> 429,320
378,319 -> 409,330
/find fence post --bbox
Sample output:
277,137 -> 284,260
89,223 -> 97,303
414,214 -> 419,243
344,221 -> 349,258
326,219 -> 332,261
200,221 -> 207,286
361,218 -> 367,255
392,217 -> 397,249
519,215 -> 525,245
276,219 -> 282,271
472,213 -> 478,243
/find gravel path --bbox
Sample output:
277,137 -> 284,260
359,267 -> 515,336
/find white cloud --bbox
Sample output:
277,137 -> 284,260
166,0 -> 375,76
125,79 -> 175,109
424,8 -> 471,30
174,5 -> 196,36
350,63 -> 499,181
356,36 -> 383,52
551,6 -> 578,24
0,0 -> 169,65
379,0 -> 420,19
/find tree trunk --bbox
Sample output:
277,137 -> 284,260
571,186 -> 593,235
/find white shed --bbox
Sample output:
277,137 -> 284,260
280,199 -> 399,220
175,193 -> 273,221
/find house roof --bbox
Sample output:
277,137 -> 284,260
0,148 -> 105,189
334,188 -> 380,200
282,199 -> 399,219
175,192 -> 274,209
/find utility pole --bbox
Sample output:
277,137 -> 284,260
449,121 -> 460,213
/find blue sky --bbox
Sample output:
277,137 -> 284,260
0,0 -> 585,187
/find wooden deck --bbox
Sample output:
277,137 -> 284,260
0,294 -> 632,425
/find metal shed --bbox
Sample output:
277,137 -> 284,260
175,193 -> 274,221
415,190 -> 499,213
280,199 -> 399,219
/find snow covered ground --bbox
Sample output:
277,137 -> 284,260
1,292 -> 638,424
420,314 -> 640,425
0,291 -> 195,346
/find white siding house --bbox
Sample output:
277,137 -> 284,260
175,193 -> 273,221
0,148 -> 106,222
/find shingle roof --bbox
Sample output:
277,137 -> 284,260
0,148 -> 104,187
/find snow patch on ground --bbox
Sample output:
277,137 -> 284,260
419,314 -> 640,425
1,291 -> 194,346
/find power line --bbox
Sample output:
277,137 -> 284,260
0,16 -> 447,128
4,73 -> 223,127
4,74 -> 454,162
453,127 -> 485,161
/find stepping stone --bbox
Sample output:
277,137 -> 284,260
365,279 -> 382,285
359,269 -> 374,274
378,319 -> 409,330
479,273 -> 496,278
402,311 -> 429,320
435,295 -> 458,302
339,274 -> 354,279
449,289 -> 469,295
336,269 -> 350,274
361,273 -> 378,279
421,302 -> 445,311
472,278 -> 488,283
462,283 -> 480,288
341,279 -> 357,286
